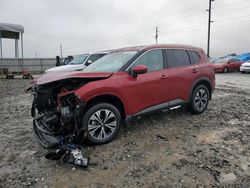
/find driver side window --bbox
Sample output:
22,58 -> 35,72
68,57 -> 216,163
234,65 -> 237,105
132,49 -> 164,72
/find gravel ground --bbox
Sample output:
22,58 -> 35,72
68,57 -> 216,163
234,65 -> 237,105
0,72 -> 250,188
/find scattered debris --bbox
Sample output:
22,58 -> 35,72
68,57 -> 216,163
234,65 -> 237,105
45,144 -> 89,168
210,157 -> 230,168
172,159 -> 193,170
1,74 -> 250,187
156,134 -> 168,141
202,165 -> 221,182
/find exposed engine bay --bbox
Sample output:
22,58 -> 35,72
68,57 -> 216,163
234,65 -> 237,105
31,77 -> 98,149
28,72 -> 112,167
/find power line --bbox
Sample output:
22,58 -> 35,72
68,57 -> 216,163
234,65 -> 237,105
25,9 -> 206,44
24,0 -> 250,56
26,0 -> 250,43
88,3 -> 208,41
25,3 -> 208,43
213,0 -> 250,10
161,23 -> 207,36
216,13 -> 250,22
63,18 -> 250,55
25,0 -> 246,43
213,17 -> 250,28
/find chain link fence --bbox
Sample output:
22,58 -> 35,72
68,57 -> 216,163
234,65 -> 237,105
0,58 -> 56,76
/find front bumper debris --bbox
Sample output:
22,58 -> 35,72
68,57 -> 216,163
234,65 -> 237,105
45,144 -> 89,168
33,115 -> 61,148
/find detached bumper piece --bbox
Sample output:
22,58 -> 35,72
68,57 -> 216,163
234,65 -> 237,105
45,144 -> 89,168
34,115 -> 89,168
33,115 -> 61,149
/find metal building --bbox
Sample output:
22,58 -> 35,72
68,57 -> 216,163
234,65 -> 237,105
0,23 -> 24,58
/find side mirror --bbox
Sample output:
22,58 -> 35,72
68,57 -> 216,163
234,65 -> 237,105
85,59 -> 93,66
131,64 -> 148,78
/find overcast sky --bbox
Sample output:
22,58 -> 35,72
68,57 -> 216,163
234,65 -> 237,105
0,0 -> 250,58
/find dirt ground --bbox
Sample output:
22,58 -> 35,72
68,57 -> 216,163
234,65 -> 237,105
0,72 -> 250,188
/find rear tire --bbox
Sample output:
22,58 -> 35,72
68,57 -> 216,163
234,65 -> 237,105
82,103 -> 121,145
188,85 -> 209,114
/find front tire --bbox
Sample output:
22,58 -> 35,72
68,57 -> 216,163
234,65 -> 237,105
188,85 -> 209,114
82,103 -> 121,145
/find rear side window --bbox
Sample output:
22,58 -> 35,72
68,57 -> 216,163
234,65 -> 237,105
165,49 -> 190,68
229,58 -> 240,63
188,50 -> 201,64
132,49 -> 164,72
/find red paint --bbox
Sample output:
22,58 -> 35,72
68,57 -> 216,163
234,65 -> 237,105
36,44 -> 215,117
34,71 -> 112,85
74,46 -> 214,116
132,64 -> 148,75
214,59 -> 243,73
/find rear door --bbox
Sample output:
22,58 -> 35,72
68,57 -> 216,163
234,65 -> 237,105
165,49 -> 201,102
227,59 -> 234,71
232,59 -> 242,70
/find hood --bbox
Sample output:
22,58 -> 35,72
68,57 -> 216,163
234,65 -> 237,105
241,62 -> 250,66
46,64 -> 86,72
34,71 -> 113,85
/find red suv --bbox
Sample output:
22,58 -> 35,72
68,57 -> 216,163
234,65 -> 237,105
31,44 -> 215,148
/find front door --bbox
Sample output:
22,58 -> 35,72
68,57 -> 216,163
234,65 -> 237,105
122,49 -> 170,115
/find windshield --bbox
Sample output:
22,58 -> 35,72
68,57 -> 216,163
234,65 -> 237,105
215,58 -> 229,64
69,54 -> 88,65
83,51 -> 137,72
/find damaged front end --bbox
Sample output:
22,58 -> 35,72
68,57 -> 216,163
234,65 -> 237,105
28,72 -> 113,167
30,71 -> 113,149
31,78 -> 87,148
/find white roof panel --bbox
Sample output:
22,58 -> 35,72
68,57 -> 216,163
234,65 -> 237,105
0,23 -> 24,33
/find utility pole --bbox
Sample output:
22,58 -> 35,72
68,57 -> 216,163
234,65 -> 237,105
60,43 -> 63,58
21,33 -> 24,59
207,0 -> 214,58
155,27 -> 159,44
0,31 -> 2,58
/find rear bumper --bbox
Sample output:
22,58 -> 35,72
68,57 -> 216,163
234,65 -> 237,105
240,67 -> 250,72
33,116 -> 61,149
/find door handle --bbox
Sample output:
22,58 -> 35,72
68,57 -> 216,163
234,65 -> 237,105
160,75 -> 168,79
192,68 -> 198,73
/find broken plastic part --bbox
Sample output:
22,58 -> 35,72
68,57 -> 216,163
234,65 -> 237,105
69,149 -> 89,167
45,144 -> 89,168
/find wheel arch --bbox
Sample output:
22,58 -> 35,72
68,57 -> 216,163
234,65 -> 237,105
85,94 -> 126,120
189,78 -> 212,101
224,66 -> 228,72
